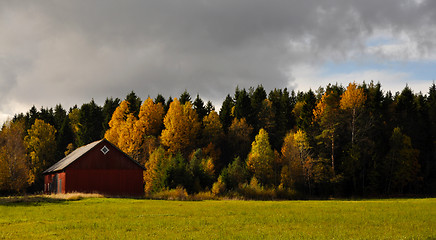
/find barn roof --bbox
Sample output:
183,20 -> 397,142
43,139 -> 144,174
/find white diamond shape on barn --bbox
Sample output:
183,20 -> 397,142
101,145 -> 109,155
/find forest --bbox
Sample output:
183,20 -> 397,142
1,81 -> 435,198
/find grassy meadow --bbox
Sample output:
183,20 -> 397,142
0,196 -> 434,239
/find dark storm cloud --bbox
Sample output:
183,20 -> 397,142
1,0 -> 435,122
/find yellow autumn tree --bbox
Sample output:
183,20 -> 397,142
0,120 -> 29,192
281,130 -> 312,191
130,97 -> 164,164
247,128 -> 274,185
161,98 -> 201,156
104,100 -> 143,161
117,113 -> 137,158
136,97 -> 165,137
340,82 -> 366,144
24,119 -> 57,186
104,100 -> 130,145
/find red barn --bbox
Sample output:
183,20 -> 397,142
43,139 -> 145,197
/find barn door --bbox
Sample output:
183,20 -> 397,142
58,177 -> 62,193
51,175 -> 57,193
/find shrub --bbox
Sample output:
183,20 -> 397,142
238,177 -> 276,200
150,187 -> 188,200
212,176 -> 226,196
190,191 -> 217,200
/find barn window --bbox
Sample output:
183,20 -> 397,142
101,145 -> 110,155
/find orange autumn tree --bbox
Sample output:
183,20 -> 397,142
340,82 -> 366,144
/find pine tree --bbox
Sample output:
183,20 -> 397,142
77,100 -> 103,146
102,97 -> 121,133
125,91 -> 142,117
219,94 -> 234,133
193,94 -> 207,121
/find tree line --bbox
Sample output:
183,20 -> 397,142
1,82 -> 435,198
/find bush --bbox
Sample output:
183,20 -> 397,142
190,191 -> 217,201
150,187 -> 188,200
237,177 -> 276,200
212,176 -> 226,196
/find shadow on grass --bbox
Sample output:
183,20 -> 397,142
0,196 -> 68,206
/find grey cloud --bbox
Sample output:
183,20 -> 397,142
1,0 -> 435,121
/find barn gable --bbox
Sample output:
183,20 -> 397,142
43,139 -> 144,174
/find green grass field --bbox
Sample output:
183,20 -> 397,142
0,196 -> 435,239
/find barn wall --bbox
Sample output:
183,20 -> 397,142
66,169 -> 144,196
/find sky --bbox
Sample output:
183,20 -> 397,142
1,0 -> 436,124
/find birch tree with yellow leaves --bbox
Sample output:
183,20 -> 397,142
340,82 -> 366,145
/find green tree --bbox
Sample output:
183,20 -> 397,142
125,91 -> 142,117
247,129 -> 274,185
56,115 -> 75,159
144,147 -> 168,194
102,97 -> 121,133
24,119 -> 57,187
179,90 -> 191,105
219,94 -> 234,133
219,157 -> 249,190
385,127 -> 420,194
234,88 -> 253,124
77,100 -> 103,146
193,94 -> 207,121
294,90 -> 317,132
